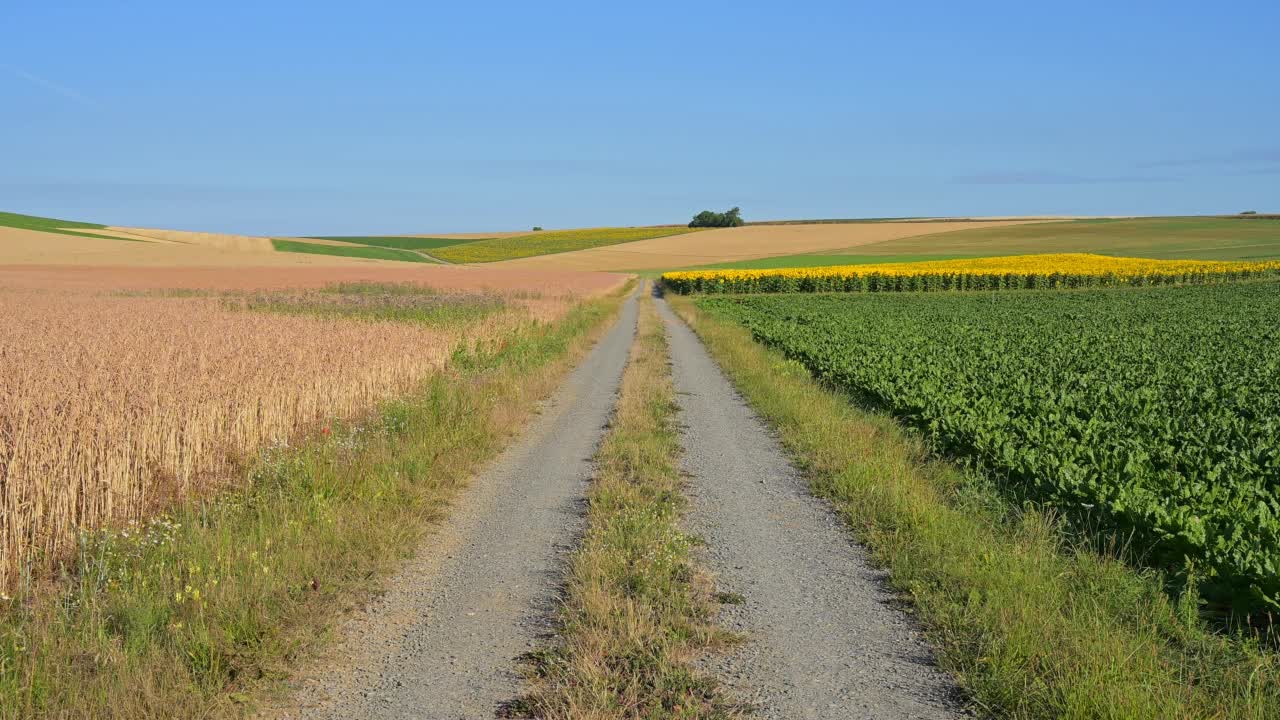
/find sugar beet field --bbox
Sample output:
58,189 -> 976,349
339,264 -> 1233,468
697,281 -> 1280,616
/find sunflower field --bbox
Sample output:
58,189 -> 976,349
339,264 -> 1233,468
662,253 -> 1280,294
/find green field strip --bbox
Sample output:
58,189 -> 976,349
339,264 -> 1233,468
0,210 -> 144,242
304,236 -> 484,250
670,217 -> 1280,272
839,217 -> 1280,261
432,226 -> 704,263
271,238 -> 435,262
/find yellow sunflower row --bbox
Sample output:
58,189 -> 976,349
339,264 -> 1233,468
661,253 -> 1280,294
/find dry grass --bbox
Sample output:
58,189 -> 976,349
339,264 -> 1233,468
515,291 -> 739,719
494,220 -> 1046,271
0,285 -> 571,593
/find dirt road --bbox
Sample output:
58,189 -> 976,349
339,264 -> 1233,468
274,285 -> 963,718
655,295 -> 965,719
274,289 -> 638,720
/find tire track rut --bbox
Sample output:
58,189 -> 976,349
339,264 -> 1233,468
656,295 -> 966,720
274,289 -> 638,720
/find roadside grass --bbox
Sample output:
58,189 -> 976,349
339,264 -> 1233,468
433,226 -> 705,264
676,216 -> 1280,271
0,286 -> 628,719
669,295 -> 1280,719
514,291 -> 740,719
0,210 -> 136,242
304,236 -> 482,251
270,238 -> 434,263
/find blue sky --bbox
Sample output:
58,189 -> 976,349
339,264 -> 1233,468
3,1 -> 1277,234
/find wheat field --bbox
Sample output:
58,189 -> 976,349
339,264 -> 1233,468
0,287 -> 568,593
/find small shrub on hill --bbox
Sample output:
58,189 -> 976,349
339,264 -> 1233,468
689,207 -> 745,228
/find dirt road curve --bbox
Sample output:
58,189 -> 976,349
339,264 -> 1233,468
274,289 -> 638,720
655,295 -> 965,719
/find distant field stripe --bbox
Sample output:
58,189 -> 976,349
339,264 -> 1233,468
676,253 -> 976,271
0,210 -> 143,242
305,236 -> 482,250
271,239 -> 434,263
838,216 -> 1280,261
0,210 -> 106,231
433,226 -> 705,263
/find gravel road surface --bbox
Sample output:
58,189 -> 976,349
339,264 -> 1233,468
656,296 -> 965,719
274,289 -> 638,720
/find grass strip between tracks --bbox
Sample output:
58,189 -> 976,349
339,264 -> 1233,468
0,284 -> 631,720
514,291 -> 741,719
669,295 -> 1280,720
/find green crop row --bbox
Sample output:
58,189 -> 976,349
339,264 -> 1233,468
698,281 -> 1280,615
270,239 -> 432,263
304,236 -> 479,251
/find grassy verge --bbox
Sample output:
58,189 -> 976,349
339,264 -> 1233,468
0,287 -> 629,719
669,295 -> 1280,719
270,238 -> 433,262
515,292 -> 740,719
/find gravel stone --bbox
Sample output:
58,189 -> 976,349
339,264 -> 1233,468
271,290 -> 638,720
656,295 -> 967,720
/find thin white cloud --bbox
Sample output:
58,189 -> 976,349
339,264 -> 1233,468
2,64 -> 102,109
